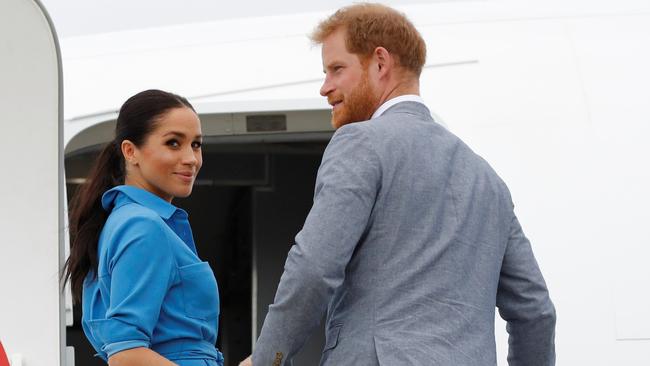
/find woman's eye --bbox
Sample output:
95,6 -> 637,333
166,139 -> 180,148
192,141 -> 202,149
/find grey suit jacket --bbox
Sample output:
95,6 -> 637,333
252,101 -> 556,366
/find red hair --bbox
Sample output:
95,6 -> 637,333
310,3 -> 426,76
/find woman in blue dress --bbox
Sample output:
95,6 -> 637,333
62,89 -> 224,366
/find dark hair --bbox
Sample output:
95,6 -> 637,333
310,3 -> 426,77
62,89 -> 194,303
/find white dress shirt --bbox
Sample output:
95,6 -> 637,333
371,94 -> 426,119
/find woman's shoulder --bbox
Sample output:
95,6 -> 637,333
98,202 -> 174,267
105,201 -> 166,229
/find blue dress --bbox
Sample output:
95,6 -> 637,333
81,185 -> 224,365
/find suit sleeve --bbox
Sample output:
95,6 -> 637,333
496,211 -> 556,366
252,123 -> 380,365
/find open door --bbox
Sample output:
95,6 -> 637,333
0,0 -> 66,365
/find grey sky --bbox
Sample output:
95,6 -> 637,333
39,0 -> 448,38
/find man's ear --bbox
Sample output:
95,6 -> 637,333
373,46 -> 393,77
121,140 -> 138,167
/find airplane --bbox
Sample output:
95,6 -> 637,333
1,0 -> 649,365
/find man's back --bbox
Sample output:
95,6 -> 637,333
318,100 -> 501,364
253,101 -> 555,365
320,102 -> 554,365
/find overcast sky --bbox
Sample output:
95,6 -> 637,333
40,0 -> 445,38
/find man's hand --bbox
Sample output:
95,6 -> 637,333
239,355 -> 252,366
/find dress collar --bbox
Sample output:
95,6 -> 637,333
101,185 -> 179,220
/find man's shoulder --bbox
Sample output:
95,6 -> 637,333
332,120 -> 377,143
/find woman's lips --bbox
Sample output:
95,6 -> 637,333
174,172 -> 194,183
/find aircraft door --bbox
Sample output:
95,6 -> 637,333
0,0 -> 66,365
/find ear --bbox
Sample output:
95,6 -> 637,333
121,140 -> 139,167
373,46 -> 393,78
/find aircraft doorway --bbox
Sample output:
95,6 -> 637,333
65,139 -> 331,365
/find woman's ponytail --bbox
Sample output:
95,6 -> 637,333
62,141 -> 123,303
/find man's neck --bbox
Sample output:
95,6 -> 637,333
374,78 -> 420,113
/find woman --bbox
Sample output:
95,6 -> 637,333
62,89 -> 224,366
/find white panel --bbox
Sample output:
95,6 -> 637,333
0,0 -> 63,365
65,347 -> 75,366
62,28 -> 324,120
615,340 -> 650,366
567,15 -> 650,344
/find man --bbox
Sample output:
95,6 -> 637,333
243,3 -> 556,365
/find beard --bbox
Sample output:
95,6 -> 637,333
331,70 -> 377,129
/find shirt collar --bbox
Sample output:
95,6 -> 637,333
371,94 -> 426,119
101,185 -> 179,220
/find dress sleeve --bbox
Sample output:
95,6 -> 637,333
95,215 -> 177,358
